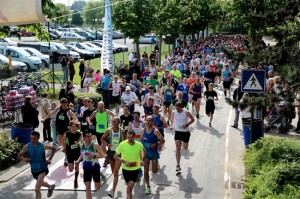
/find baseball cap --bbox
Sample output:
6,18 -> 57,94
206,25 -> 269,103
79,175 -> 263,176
125,86 -> 131,90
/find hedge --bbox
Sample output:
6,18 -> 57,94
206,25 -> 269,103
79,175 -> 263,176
243,137 -> 300,199
0,133 -> 21,171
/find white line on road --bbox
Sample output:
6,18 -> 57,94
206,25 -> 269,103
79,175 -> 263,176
224,108 -> 232,199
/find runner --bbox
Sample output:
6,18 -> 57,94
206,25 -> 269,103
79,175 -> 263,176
81,99 -> 96,132
143,96 -> 154,118
115,131 -> 145,199
142,85 -> 163,106
62,121 -> 82,188
120,105 -> 134,133
140,116 -> 165,195
82,62 -> 94,93
172,91 -> 188,109
86,101 -> 115,167
161,79 -> 174,125
18,131 -> 56,199
121,86 -> 140,114
42,98 -> 78,167
177,77 -> 190,103
170,102 -> 195,172
204,83 -> 219,127
75,131 -> 105,199
221,64 -> 233,97
78,97 -> 89,131
189,77 -> 203,119
152,105 -> 167,151
130,73 -> 143,102
109,76 -> 121,115
204,66 -> 217,91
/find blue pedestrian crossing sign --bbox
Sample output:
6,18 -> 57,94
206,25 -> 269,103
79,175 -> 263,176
241,69 -> 266,93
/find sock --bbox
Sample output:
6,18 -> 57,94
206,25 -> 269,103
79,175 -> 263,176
75,171 -> 79,182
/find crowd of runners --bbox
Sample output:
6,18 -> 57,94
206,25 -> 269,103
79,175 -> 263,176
17,34 -> 287,199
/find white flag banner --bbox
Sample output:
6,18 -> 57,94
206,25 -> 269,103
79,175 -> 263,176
0,0 -> 47,26
101,0 -> 114,75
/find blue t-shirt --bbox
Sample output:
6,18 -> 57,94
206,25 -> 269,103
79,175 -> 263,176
28,142 -> 48,173
102,75 -> 111,90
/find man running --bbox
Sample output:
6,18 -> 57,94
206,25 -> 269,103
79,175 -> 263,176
170,102 -> 195,172
152,105 -> 167,151
221,64 -> 233,97
172,91 -> 188,109
204,83 -> 219,127
120,105 -> 134,133
141,116 -> 165,195
189,77 -> 203,119
161,79 -> 175,125
121,86 -> 140,114
18,131 -> 56,199
101,117 -> 126,198
115,131 -> 145,199
76,131 -> 105,199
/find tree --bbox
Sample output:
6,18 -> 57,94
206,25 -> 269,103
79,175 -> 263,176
70,0 -> 86,11
71,10 -> 84,26
112,0 -> 156,55
83,0 -> 105,27
52,3 -> 70,24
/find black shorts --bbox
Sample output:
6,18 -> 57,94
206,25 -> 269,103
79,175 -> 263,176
56,129 -> 67,135
192,95 -> 201,102
122,169 -> 140,183
174,131 -> 191,143
206,104 -> 215,115
32,169 -> 49,180
112,96 -> 120,103
163,102 -> 172,107
223,81 -> 231,89
107,150 -> 116,161
95,133 -> 104,146
84,169 -> 100,183
66,149 -> 81,163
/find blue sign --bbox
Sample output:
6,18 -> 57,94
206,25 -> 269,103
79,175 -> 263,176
241,69 -> 266,93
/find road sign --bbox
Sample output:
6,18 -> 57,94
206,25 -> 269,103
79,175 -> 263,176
241,69 -> 266,93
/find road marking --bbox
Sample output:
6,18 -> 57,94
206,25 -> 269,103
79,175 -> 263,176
224,108 -> 232,199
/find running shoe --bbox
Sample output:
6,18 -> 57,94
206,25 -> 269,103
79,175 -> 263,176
209,123 -> 212,127
167,120 -> 170,126
176,165 -> 181,172
196,114 -> 199,119
145,186 -> 151,195
74,180 -> 78,189
138,168 -> 143,178
64,159 -> 68,167
108,191 -> 115,198
47,184 -> 55,197
103,158 -> 109,167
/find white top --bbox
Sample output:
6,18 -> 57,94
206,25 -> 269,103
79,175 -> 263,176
80,106 -> 88,125
112,81 -> 120,96
121,92 -> 138,105
174,109 -> 189,132
129,120 -> 144,142
144,93 -> 160,105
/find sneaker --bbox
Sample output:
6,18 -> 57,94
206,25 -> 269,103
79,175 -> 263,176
103,159 -> 109,167
196,114 -> 199,119
176,165 -> 181,172
47,184 -> 55,197
231,125 -> 237,129
167,120 -> 170,126
145,186 -> 151,195
138,168 -> 143,178
48,138 -> 53,142
74,180 -> 78,189
209,123 -> 212,127
64,159 -> 68,167
294,128 -> 300,132
108,191 -> 115,198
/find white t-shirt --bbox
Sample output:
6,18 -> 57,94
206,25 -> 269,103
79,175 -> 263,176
80,106 -> 88,125
112,82 -> 120,96
174,109 -> 189,132
121,92 -> 138,105
144,93 -> 160,105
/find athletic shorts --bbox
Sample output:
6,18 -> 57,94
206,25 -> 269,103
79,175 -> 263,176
95,133 -> 104,146
163,102 -> 172,107
66,149 -> 81,163
122,169 -> 140,183
192,95 -> 201,101
112,96 -> 120,103
107,150 -> 116,161
84,77 -> 93,85
32,169 -> 49,180
84,169 -> 100,183
174,131 -> 191,143
206,104 -> 215,115
145,149 -> 160,160
223,81 -> 231,89
56,129 -> 67,135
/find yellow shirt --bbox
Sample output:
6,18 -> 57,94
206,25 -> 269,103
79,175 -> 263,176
170,69 -> 181,81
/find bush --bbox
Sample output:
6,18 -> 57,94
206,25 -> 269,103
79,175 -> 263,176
0,133 -> 21,171
243,137 -> 300,199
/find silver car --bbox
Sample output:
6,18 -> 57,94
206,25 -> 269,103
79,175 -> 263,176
0,54 -> 27,71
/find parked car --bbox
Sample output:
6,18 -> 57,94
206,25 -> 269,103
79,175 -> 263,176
39,42 -> 71,63
0,38 -> 17,46
60,32 -> 86,41
89,41 -> 118,54
139,35 -> 157,44
49,29 -> 62,38
64,42 -> 101,57
21,47 -> 50,68
19,29 -> 35,37
0,46 -> 42,71
64,45 -> 95,60
49,32 -> 59,40
70,51 -> 80,62
83,42 -> 103,54
0,54 -> 27,72
113,42 -> 128,52
87,31 -> 103,40
75,31 -> 96,41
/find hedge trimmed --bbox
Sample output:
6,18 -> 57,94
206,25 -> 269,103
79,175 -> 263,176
243,137 -> 300,199
0,133 -> 21,171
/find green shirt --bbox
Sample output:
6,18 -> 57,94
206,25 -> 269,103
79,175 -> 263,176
144,79 -> 160,91
95,111 -> 108,134
116,140 -> 144,170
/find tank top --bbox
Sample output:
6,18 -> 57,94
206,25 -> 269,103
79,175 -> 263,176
108,128 -> 123,151
164,87 -> 173,103
130,80 -> 139,90
120,83 -> 127,94
27,142 -> 47,173
142,127 -> 158,151
177,84 -> 190,101
144,105 -> 154,117
95,111 -> 108,134
145,93 -> 159,105
81,142 -> 100,170
130,120 -> 144,142
174,109 -> 189,132
65,130 -> 81,153
193,83 -> 202,97
112,82 -> 120,96
152,114 -> 164,135
55,107 -> 70,133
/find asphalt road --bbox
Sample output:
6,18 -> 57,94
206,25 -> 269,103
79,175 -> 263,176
0,82 -> 245,199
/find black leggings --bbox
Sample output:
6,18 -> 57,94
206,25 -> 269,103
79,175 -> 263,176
43,118 -> 52,141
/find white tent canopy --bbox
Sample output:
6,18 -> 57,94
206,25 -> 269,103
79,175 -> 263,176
0,0 -> 47,26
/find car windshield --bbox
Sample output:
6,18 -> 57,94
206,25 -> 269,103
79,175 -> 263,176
26,48 -> 43,56
50,45 -> 58,51
16,48 -> 31,57
85,43 -> 99,48
0,54 -> 9,61
52,43 -> 68,50
80,43 -> 92,48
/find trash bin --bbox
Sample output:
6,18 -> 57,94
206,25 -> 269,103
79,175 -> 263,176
11,123 -> 33,145
242,119 -> 264,147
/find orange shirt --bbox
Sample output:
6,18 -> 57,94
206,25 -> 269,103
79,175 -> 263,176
187,77 -> 197,86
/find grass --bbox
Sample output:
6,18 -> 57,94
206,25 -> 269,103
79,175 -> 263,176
40,43 -> 173,86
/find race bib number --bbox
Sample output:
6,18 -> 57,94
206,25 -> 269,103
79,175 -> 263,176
71,144 -> 78,150
98,124 -> 105,129
135,134 -> 141,138
208,96 -> 214,100
144,142 -> 150,149
86,72 -> 90,76
124,126 -> 129,130
112,140 -> 119,145
58,115 -> 65,120
129,162 -> 137,167
167,91 -> 172,95
183,90 -> 187,94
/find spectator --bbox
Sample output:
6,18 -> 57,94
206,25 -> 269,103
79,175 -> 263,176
68,57 -> 75,82
21,96 -> 39,130
79,59 -> 85,88
41,93 -> 52,142
102,69 -> 111,109
60,56 -> 68,85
